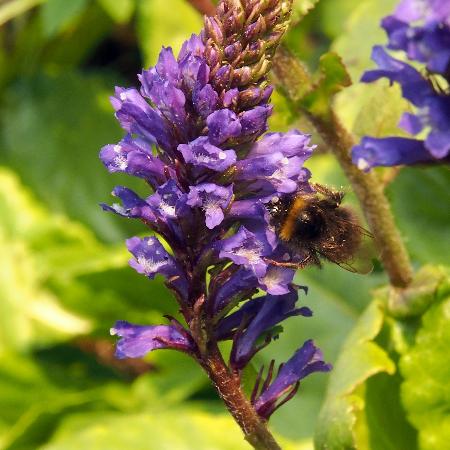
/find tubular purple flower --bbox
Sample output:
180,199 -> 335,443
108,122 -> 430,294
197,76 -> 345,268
111,320 -> 194,358
101,186 -> 156,223
352,136 -> 434,170
218,226 -> 272,278
100,135 -> 169,186
217,290 -> 313,368
253,340 -> 332,418
186,183 -> 233,229
178,136 -> 237,171
126,236 -> 189,301
206,109 -> 242,145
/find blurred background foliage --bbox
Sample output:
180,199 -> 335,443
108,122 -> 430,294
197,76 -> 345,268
0,0 -> 448,449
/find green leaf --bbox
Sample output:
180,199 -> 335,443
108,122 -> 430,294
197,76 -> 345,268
363,371 -> 418,450
96,0 -> 134,23
315,300 -> 395,449
317,0 -> 360,39
137,0 -> 202,67
0,168 -> 96,353
335,82 -> 412,139
40,410 -> 254,450
332,0 -> 398,81
0,0 -> 45,27
0,72 -> 143,243
388,167 -> 450,266
299,52 -> 351,118
400,294 -> 450,450
291,0 -> 320,24
133,351 -> 208,407
0,345 -> 132,450
40,0 -> 88,37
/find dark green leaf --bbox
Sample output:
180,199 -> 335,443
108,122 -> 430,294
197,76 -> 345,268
41,0 -> 88,37
0,72 -> 143,243
388,167 -> 450,266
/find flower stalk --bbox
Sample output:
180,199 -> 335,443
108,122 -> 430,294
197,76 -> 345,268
201,345 -> 282,450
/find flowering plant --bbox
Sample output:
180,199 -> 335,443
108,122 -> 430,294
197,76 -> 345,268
100,1 -> 331,447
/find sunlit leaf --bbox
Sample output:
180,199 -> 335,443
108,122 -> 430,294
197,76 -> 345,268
96,0 -> 134,23
400,293 -> 450,450
0,168 -> 94,353
137,0 -> 202,67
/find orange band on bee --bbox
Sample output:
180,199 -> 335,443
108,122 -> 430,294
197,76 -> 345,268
279,196 -> 306,241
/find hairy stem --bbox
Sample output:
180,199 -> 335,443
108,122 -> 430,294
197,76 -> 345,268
271,46 -> 413,288
200,344 -> 282,450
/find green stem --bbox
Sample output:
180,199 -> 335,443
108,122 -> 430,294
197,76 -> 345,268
272,46 -> 414,288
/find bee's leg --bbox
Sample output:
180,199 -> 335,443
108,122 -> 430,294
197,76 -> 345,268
313,183 -> 344,204
264,254 -> 313,270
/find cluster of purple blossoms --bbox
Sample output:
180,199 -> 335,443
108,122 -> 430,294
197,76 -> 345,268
100,1 -> 331,420
352,0 -> 450,170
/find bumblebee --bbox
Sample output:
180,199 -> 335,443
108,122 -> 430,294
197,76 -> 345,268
267,184 -> 373,273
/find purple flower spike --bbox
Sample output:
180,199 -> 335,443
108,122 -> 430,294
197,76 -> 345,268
193,83 -> 219,118
187,183 -> 233,229
111,320 -> 193,359
239,105 -> 273,137
210,268 -> 257,314
178,34 -> 205,60
218,226 -> 272,278
111,88 -> 175,152
394,0 -> 450,26
236,152 -> 309,194
139,48 -> 188,138
100,136 -> 168,186
178,136 -> 236,171
127,236 -> 189,301
254,340 -> 332,418
102,0 -> 330,424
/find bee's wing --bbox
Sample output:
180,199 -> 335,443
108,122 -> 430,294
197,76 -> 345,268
316,225 -> 376,275
342,232 -> 376,274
